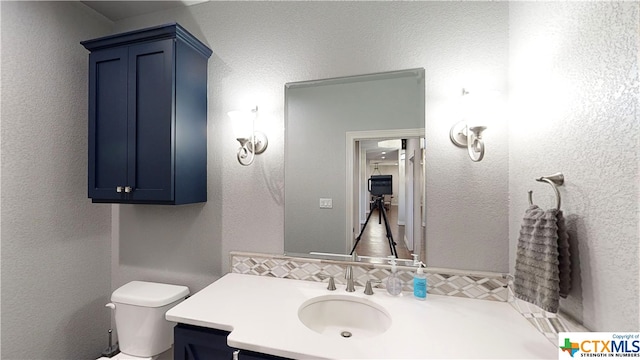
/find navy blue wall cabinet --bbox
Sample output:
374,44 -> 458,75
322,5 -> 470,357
82,23 -> 212,205
174,324 -> 292,360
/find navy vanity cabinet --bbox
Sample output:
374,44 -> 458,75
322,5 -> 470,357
82,23 -> 211,205
174,324 -> 292,360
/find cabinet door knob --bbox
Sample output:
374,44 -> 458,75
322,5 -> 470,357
124,186 -> 133,193
232,350 -> 240,360
116,186 -> 123,193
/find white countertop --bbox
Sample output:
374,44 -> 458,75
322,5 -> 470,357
166,273 -> 557,359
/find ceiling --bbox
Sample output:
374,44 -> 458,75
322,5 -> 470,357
361,139 -> 400,166
81,1 -> 208,21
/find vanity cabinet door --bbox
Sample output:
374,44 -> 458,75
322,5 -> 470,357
174,324 -> 292,360
174,324 -> 234,360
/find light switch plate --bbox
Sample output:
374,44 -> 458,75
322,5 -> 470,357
319,198 -> 333,209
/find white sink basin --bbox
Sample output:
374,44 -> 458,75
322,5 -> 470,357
297,295 -> 392,338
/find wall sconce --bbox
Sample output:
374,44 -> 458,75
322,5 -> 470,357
449,89 -> 487,162
228,106 -> 268,166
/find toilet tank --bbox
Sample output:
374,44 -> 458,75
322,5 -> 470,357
111,281 -> 190,357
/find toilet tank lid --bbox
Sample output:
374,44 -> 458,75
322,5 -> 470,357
111,281 -> 190,307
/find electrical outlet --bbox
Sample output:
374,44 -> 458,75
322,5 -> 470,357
319,198 -> 333,209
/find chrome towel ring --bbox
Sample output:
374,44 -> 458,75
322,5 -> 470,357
528,172 -> 564,210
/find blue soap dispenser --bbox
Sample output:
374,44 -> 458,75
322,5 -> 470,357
386,256 -> 403,296
413,262 -> 427,300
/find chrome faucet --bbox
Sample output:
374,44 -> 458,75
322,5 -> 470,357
345,265 -> 355,292
344,252 -> 357,292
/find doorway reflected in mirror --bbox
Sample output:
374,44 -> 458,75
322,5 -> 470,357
351,137 -> 422,263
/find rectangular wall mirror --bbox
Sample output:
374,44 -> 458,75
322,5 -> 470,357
284,69 -> 426,263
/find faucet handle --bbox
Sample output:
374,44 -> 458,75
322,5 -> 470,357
364,279 -> 382,295
327,276 -> 336,291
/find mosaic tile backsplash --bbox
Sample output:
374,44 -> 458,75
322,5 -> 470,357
230,251 -> 509,302
230,251 -> 589,344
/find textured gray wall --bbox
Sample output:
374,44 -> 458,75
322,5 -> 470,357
1,2 -> 113,358
509,2 -> 639,331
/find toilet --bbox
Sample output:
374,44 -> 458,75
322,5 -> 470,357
100,281 -> 190,360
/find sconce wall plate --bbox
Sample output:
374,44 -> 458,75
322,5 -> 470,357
249,131 -> 268,154
449,120 -> 470,148
450,120 -> 487,162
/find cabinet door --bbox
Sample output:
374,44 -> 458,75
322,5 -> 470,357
127,39 -> 175,202
88,47 -> 128,200
174,324 -> 235,360
174,324 -> 293,360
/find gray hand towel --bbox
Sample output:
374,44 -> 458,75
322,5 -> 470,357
514,205 -> 571,313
